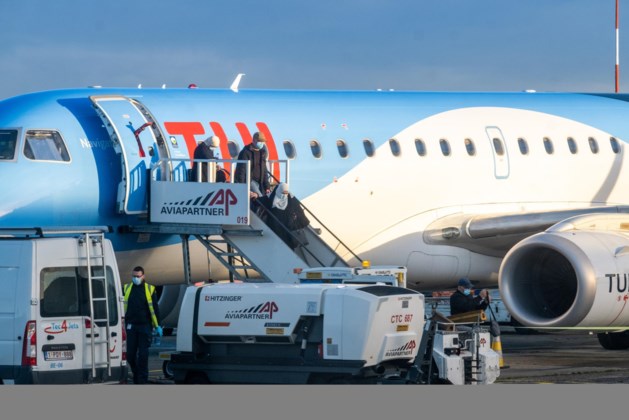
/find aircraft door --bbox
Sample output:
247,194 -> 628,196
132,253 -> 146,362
90,95 -> 171,214
485,126 -> 510,179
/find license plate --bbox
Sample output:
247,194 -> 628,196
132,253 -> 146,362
44,350 -> 74,361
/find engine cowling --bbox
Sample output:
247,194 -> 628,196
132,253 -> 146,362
499,229 -> 629,328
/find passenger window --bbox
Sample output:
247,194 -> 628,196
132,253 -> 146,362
610,137 -> 621,154
492,138 -> 505,156
439,139 -> 451,156
363,139 -> 375,157
23,130 -> 70,162
40,266 -> 118,325
517,138 -> 529,155
389,138 -> 401,157
588,137 -> 599,154
464,138 -> 476,156
227,141 -> 240,158
414,138 -> 427,156
283,140 -> 296,159
543,137 -> 554,154
567,137 -> 578,154
310,140 -> 322,158
336,139 -> 349,158
0,129 -> 18,161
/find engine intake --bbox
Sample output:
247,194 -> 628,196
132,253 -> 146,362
499,229 -> 629,328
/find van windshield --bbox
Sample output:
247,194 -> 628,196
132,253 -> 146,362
0,129 -> 17,161
40,266 -> 119,326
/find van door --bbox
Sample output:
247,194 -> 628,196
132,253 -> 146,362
79,265 -> 123,381
38,269 -> 87,381
89,95 -> 171,214
38,266 -> 122,383
0,267 -> 18,371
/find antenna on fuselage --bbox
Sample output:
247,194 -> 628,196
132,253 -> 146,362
230,73 -> 245,93
616,0 -> 620,92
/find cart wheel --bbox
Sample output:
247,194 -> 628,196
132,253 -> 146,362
162,360 -> 174,379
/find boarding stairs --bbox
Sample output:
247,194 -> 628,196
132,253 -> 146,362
198,201 -> 354,283
124,158 -> 360,285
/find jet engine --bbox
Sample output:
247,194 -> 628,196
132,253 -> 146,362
499,228 -> 629,331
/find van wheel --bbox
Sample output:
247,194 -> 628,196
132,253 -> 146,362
162,361 -> 174,379
184,372 -> 210,384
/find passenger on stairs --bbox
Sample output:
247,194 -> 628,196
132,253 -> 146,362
258,183 -> 310,250
190,136 -> 227,182
234,132 -> 270,201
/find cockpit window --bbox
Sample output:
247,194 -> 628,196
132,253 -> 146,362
23,130 -> 71,162
0,129 -> 18,161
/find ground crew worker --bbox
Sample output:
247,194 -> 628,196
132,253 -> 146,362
124,266 -> 162,384
450,277 -> 490,316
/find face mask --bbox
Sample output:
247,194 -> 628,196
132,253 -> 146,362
254,142 -> 265,150
132,276 -> 142,286
463,288 -> 471,296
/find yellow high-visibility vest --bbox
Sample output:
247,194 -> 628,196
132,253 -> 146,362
124,282 -> 159,328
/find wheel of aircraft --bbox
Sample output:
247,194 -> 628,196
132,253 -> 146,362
596,331 -> 629,350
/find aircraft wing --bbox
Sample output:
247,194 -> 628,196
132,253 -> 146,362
423,205 -> 629,257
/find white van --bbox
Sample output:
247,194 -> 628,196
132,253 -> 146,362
0,228 -> 127,384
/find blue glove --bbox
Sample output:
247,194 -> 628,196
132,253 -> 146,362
155,326 -> 163,337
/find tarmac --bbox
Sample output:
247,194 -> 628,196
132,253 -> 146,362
143,326 -> 629,384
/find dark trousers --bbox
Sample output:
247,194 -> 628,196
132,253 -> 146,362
126,324 -> 152,384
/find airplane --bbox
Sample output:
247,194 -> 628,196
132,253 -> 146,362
2,86 -> 629,350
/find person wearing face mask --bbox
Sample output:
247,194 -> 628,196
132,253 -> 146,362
257,182 -> 310,250
234,131 -> 271,200
123,266 -> 161,384
190,135 -> 227,182
449,277 -> 490,316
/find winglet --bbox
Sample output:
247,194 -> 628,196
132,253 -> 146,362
230,73 -> 245,93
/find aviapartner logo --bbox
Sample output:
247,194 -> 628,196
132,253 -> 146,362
160,188 -> 238,216
384,340 -> 417,357
225,301 -> 279,320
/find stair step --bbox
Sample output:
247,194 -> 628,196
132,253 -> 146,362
223,229 -> 264,236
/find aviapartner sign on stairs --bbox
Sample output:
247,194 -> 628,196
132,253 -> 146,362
150,181 -> 250,225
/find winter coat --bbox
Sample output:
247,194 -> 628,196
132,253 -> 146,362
234,144 -> 270,192
449,290 -> 488,316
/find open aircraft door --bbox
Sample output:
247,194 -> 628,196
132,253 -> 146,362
90,95 -> 171,214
